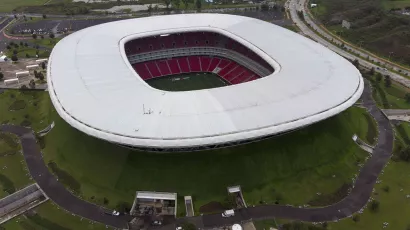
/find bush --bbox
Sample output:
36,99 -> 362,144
11,55 -> 18,62
32,33 -> 37,39
382,185 -> 390,192
369,200 -> 380,212
352,214 -> 360,222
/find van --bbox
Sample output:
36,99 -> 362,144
222,209 -> 235,217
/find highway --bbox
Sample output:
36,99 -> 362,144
286,0 -> 410,88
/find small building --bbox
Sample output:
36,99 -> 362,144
4,78 -> 19,86
310,3 -> 317,8
0,55 -> 7,62
35,58 -> 48,63
130,191 -> 177,217
16,71 -> 30,78
26,64 -> 39,70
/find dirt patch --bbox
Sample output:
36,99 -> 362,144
199,201 -> 225,213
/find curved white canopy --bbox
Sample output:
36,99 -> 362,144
47,14 -> 363,149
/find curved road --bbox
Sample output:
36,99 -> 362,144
0,80 -> 393,228
286,0 -> 410,88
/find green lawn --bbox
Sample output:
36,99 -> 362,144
369,76 -> 410,109
146,73 -> 228,91
381,0 -> 410,9
2,201 -> 110,230
0,132 -> 32,198
0,0 -> 49,13
328,124 -> 410,230
42,103 -> 372,216
5,46 -> 50,59
30,38 -> 62,49
0,90 -> 52,132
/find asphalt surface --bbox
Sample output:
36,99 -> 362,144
0,125 -> 132,229
286,0 -> 410,87
2,80 -> 390,229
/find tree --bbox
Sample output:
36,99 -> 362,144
182,0 -> 191,9
369,67 -> 375,75
40,35 -> 44,39
376,72 -> 382,82
369,200 -> 380,212
34,70 -> 38,78
11,55 -> 18,62
6,45 -> 11,50
399,147 -> 410,162
38,73 -> 45,81
20,85 -> 28,90
13,50 -> 18,55
322,222 -> 328,229
173,0 -> 181,9
32,33 -> 37,39
0,72 -> 3,81
29,79 -> 36,89
49,33 -> 55,39
164,0 -> 172,9
352,214 -> 360,222
25,53 -> 30,58
261,3 -> 269,11
41,62 -> 46,70
19,41 -> 23,46
352,59 -> 359,68
147,4 -> 153,14
196,0 -> 202,11
115,201 -> 131,213
405,93 -> 410,104
384,75 -> 391,88
24,42 -> 28,47
42,14 -> 47,19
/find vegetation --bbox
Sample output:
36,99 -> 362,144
0,0 -> 48,13
42,103 -> 371,216
311,0 -> 410,67
146,73 -> 228,91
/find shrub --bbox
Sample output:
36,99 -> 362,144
352,214 -> 360,222
369,200 -> 380,212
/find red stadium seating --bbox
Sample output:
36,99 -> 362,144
218,62 -> 238,76
167,59 -> 181,74
207,58 -> 220,72
131,56 -> 261,85
200,56 -> 211,72
177,57 -> 190,73
145,62 -> 161,78
124,31 -> 274,74
133,63 -> 152,80
157,60 -> 171,76
188,56 -> 201,72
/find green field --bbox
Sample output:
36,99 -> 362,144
382,0 -> 410,9
367,73 -> 410,109
146,73 -> 228,91
0,0 -> 48,13
0,132 -> 32,198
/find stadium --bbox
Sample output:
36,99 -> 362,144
47,13 -> 363,151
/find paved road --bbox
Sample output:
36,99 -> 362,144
0,125 -> 131,229
286,0 -> 410,88
0,80 -> 394,229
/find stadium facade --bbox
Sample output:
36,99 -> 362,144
47,14 -> 363,152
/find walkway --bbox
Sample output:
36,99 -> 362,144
0,125 -> 131,229
0,80 -> 394,229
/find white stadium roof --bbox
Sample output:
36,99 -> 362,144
47,14 -> 363,150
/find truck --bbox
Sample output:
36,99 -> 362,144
222,209 -> 235,217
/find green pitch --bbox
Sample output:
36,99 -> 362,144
146,73 -> 228,91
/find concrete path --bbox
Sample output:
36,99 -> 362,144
0,125 -> 131,229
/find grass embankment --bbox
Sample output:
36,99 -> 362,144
0,132 -> 31,198
327,123 -> 410,230
0,90 -> 52,131
42,104 -> 372,216
2,201 -> 109,230
367,74 -> 410,109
